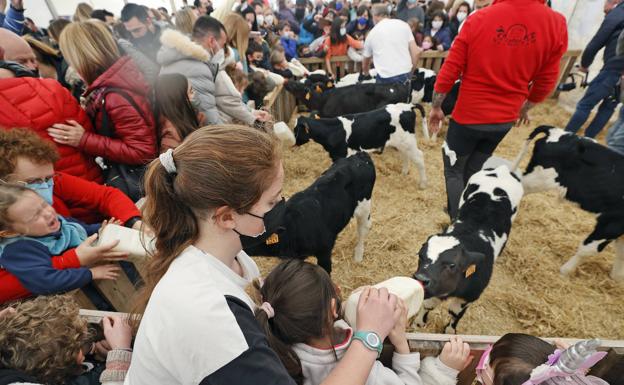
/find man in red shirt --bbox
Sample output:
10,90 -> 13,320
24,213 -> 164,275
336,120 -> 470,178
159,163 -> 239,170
429,0 -> 567,220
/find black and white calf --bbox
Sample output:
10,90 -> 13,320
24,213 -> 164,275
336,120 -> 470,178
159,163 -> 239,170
241,152 -> 376,273
413,165 -> 523,333
513,125 -> 624,281
293,103 -> 428,189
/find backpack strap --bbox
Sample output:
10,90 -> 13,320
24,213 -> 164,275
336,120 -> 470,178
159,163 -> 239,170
98,87 -> 148,138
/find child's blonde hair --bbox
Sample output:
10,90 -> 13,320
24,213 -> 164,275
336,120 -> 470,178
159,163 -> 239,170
0,184 -> 33,234
270,50 -> 286,67
0,295 -> 89,384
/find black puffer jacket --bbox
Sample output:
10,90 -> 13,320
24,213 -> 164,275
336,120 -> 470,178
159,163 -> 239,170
581,2 -> 624,71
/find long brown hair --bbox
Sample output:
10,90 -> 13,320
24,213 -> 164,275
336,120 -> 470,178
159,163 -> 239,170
490,333 -> 556,385
134,126 -> 281,321
251,259 -> 341,385
154,74 -> 200,144
223,13 -> 250,63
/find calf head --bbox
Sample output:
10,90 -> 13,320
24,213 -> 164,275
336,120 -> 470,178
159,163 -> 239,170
293,117 -> 312,146
413,235 -> 485,298
284,80 -> 309,103
306,73 -> 335,90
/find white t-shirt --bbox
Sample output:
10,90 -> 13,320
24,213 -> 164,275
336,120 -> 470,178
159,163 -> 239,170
363,18 -> 415,78
124,246 -> 261,385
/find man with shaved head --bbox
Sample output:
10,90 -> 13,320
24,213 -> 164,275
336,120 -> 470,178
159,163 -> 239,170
0,28 -> 38,72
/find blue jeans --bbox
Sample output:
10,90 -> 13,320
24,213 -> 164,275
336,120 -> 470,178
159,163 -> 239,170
376,72 -> 411,84
607,106 -> 624,155
565,69 -> 621,138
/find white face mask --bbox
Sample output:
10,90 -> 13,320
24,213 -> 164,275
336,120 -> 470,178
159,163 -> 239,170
387,4 -> 393,14
256,14 -> 265,25
340,27 -> 346,36
456,11 -> 467,22
432,20 -> 443,29
265,14 -> 274,25
283,30 -> 292,38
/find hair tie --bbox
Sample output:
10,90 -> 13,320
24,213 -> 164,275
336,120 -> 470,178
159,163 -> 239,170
159,149 -> 177,174
260,302 -> 275,319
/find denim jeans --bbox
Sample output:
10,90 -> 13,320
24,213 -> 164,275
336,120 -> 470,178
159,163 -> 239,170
376,72 -> 411,84
607,106 -> 624,155
565,69 -> 621,138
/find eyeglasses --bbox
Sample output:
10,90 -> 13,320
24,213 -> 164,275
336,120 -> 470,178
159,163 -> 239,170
1,174 -> 56,187
476,345 -> 493,384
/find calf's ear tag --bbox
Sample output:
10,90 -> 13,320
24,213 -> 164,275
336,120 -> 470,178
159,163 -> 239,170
305,92 -> 311,100
465,264 -> 476,278
327,81 -> 334,88
304,125 -> 310,133
315,85 -> 323,93
266,233 -> 279,245
314,115 -> 320,120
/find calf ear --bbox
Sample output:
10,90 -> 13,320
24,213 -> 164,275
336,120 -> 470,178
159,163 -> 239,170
461,248 -> 485,271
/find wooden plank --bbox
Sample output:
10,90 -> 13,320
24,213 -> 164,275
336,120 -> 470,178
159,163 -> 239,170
552,50 -> 582,99
79,309 -> 135,324
92,262 -> 138,312
72,290 -> 97,310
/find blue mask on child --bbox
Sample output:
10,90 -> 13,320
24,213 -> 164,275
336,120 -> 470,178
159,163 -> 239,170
27,179 -> 54,205
358,16 -> 367,25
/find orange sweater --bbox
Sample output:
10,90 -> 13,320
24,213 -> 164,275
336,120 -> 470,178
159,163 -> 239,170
324,35 -> 364,60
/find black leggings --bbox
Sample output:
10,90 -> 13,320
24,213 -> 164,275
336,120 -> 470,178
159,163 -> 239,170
443,120 -> 512,220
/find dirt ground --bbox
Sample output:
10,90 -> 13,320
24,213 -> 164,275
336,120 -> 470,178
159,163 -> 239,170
253,100 -> 624,340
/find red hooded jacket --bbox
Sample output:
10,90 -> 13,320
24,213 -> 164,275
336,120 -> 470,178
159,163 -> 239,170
0,78 -> 102,182
434,0 -> 568,125
81,56 -> 157,166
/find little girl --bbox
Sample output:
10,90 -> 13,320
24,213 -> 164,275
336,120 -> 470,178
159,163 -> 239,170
253,259 -> 470,385
474,333 -> 608,385
421,35 -> 439,52
0,184 -> 121,303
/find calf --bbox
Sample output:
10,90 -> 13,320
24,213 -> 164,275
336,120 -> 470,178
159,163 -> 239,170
413,165 -> 523,333
241,151 -> 376,273
293,103 -> 428,189
513,125 -> 624,281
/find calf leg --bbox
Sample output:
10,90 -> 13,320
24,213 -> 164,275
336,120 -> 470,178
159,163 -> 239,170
414,297 -> 442,328
443,297 -> 469,334
403,142 -> 427,189
353,199 -> 372,263
316,249 -> 333,274
560,222 -> 614,277
611,236 -> 624,282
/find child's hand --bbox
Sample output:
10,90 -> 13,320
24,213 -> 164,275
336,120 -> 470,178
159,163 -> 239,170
90,264 -> 121,281
76,234 -> 127,266
388,299 -> 410,354
103,316 -> 133,350
439,336 -> 473,372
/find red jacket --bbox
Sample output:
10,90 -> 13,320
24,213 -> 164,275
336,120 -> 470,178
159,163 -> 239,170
0,248 -> 81,304
53,172 -> 141,224
434,0 -> 568,125
82,56 -> 157,166
0,78 -> 102,182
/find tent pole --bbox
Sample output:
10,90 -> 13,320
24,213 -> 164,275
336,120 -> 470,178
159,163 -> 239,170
44,0 -> 59,19
568,0 -> 579,27
170,0 -> 177,12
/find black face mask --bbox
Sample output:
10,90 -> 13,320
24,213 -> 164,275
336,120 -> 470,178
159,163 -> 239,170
237,198 -> 287,248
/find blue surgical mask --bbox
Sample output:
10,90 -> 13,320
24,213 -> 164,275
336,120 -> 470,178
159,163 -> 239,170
27,179 -> 54,205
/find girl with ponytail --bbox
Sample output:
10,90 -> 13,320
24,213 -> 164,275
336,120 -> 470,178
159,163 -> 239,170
126,125 -> 401,385
252,259 -> 470,385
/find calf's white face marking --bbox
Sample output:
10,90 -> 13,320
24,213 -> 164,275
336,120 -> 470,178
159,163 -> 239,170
443,141 -> 457,166
426,235 -> 461,263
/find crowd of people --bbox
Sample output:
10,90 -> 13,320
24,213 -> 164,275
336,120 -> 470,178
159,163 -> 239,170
0,0 -> 619,384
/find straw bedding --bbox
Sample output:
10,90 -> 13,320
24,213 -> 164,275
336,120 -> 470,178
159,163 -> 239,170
253,100 -> 624,340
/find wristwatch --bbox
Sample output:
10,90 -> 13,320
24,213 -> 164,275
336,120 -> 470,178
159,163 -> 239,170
352,331 -> 383,357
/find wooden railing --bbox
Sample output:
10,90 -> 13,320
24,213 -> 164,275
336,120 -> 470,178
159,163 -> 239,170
263,83 -> 298,124
78,308 -> 624,385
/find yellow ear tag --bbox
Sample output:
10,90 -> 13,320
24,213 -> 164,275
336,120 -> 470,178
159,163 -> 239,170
315,85 -> 322,93
465,264 -> 476,278
314,115 -> 320,120
327,81 -> 333,88
266,233 -> 279,245
304,125 -> 310,134
305,92 -> 311,100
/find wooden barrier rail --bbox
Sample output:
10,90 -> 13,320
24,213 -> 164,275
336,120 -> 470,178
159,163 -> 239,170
263,83 -> 298,124
79,309 -> 623,385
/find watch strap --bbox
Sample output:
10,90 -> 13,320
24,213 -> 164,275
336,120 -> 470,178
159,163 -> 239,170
352,331 -> 382,357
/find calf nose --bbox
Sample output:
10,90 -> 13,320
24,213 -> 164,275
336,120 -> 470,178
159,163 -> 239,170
414,273 -> 430,287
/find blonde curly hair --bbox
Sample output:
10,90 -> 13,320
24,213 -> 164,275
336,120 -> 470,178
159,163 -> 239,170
0,295 -> 89,384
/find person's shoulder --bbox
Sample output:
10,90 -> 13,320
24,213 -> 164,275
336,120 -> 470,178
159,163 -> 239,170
1,238 -> 49,259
